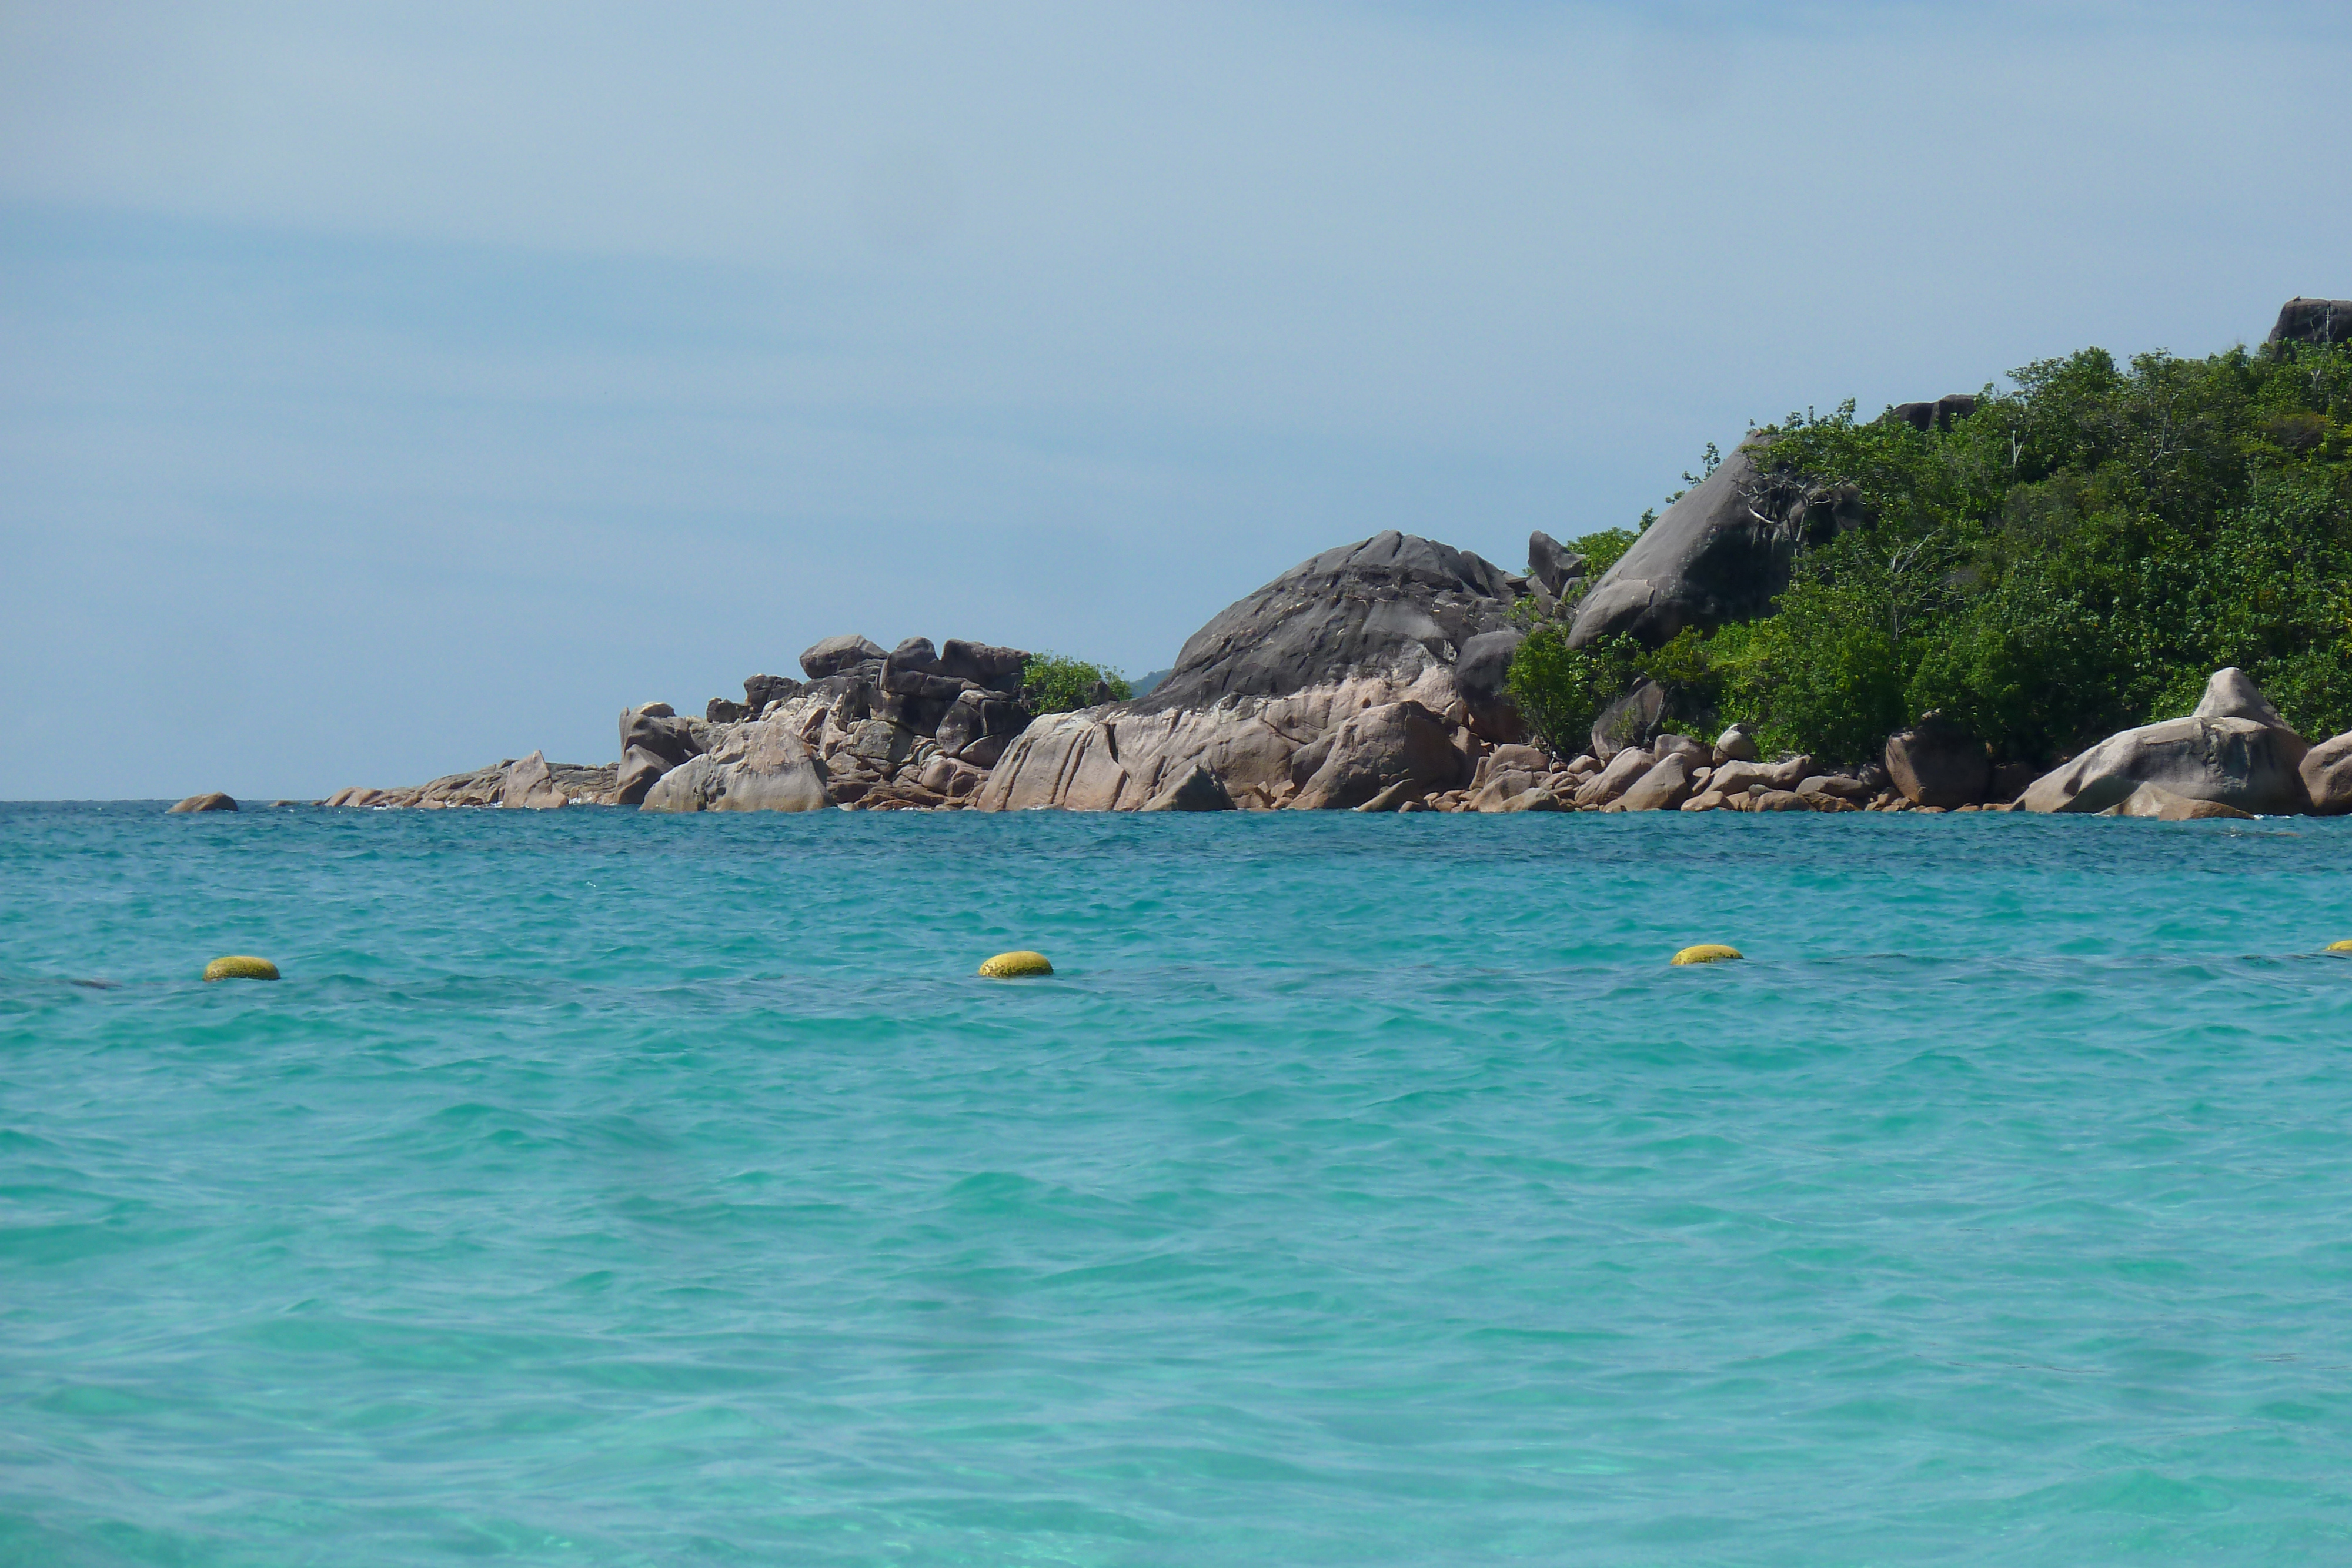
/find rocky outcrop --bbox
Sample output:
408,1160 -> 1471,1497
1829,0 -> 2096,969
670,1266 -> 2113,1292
1526,531 -> 1586,599
935,689 -> 1032,768
1290,701 -> 1468,810
2301,730 -> 2352,816
1452,629 -> 1526,744
1136,531 -> 1516,713
168,792 -> 236,813
640,718 -> 833,813
2020,670 -> 2311,816
616,704 -> 705,805
1883,713 -> 1989,808
1568,443 -> 1867,648
743,673 -> 803,714
500,751 -> 569,810
974,667 -> 1464,813
326,760 -> 616,809
2194,667 -> 2288,727
2270,299 -> 2352,348
800,636 -> 888,680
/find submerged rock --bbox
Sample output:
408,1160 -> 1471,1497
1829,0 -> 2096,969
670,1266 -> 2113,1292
2101,784 -> 2255,821
167,791 -> 237,813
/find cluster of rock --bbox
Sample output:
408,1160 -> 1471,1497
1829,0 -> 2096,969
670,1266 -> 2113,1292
305,527 -> 2352,823
612,632 -> 1040,813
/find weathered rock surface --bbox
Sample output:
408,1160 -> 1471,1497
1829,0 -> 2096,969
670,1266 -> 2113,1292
973,648 -> 1469,813
936,689 -> 1034,768
800,635 -> 888,680
1453,628 -> 1526,744
1713,724 -> 1758,764
1289,701 -> 1466,810
617,705 -> 705,805
1592,680 -> 1668,761
640,719 -> 833,813
2270,298 -> 2352,347
1883,712 -> 1989,808
2301,730 -> 2352,816
1468,770 -> 1539,812
168,792 -> 236,813
500,750 -> 569,810
1137,532 -> 1515,713
1139,763 -> 1236,812
1568,443 -> 1867,648
2020,671 -> 2311,816
1527,530 -> 1586,599
936,640 -> 1030,692
1574,746 -> 1653,807
743,673 -> 803,714
1497,787 -> 1565,812
2193,666 -> 2288,727
1612,753 -> 1695,812
1652,734 -> 1708,768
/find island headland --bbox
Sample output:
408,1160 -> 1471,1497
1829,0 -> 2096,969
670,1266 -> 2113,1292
275,300 -> 2351,822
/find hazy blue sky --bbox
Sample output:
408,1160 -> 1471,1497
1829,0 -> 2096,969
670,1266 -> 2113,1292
4,1 -> 2347,798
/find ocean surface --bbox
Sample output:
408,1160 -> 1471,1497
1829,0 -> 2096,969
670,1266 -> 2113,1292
4,801 -> 2351,1567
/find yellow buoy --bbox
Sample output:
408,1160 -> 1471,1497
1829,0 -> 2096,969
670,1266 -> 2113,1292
1671,944 -> 1743,966
2327,940 -> 2352,955
978,951 -> 1053,978
203,955 -> 280,982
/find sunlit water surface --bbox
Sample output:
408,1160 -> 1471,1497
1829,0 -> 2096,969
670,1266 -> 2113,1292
4,802 -> 2351,1566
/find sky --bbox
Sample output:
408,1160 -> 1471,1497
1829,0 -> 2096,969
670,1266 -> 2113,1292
3,1 -> 2347,800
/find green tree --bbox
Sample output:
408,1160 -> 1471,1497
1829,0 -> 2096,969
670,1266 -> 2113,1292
1020,653 -> 1133,713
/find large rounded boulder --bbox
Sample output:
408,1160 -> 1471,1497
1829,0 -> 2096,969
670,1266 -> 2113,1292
1137,531 -> 1515,712
1883,712 -> 1990,808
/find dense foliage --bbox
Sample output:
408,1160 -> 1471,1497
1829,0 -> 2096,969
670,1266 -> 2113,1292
1512,338 -> 2352,764
1020,653 -> 1133,713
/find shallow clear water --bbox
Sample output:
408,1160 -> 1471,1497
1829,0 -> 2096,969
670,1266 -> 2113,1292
4,801 -> 2351,1566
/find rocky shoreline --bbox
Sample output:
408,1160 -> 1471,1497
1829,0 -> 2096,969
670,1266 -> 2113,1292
270,533 -> 2348,824
237,297 -> 2348,825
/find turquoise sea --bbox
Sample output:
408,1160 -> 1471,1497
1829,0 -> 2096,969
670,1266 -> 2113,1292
4,802 -> 2351,1566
